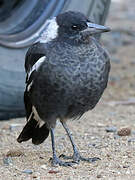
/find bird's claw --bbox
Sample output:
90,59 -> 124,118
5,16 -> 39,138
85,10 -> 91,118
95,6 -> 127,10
80,156 -> 101,163
59,154 -> 72,160
50,157 -> 75,167
59,153 -> 101,163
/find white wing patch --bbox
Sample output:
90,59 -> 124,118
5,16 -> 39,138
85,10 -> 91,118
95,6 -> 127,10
26,56 -> 46,92
32,106 -> 44,127
27,106 -> 44,127
28,56 -> 46,79
39,17 -> 59,43
27,80 -> 33,92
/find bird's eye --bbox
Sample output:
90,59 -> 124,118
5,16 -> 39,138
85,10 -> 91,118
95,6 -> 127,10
71,25 -> 80,31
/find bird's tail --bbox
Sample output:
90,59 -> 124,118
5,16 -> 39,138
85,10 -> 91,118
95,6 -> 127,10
17,113 -> 49,145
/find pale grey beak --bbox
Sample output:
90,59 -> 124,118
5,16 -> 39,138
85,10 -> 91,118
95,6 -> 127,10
87,22 -> 110,34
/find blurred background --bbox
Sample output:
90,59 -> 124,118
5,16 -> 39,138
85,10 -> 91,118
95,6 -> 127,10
102,0 -> 135,104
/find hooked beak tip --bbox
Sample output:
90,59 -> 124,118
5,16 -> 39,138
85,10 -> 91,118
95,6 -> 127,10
104,27 -> 111,32
87,22 -> 111,34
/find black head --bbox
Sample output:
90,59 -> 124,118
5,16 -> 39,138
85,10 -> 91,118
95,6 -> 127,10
39,11 -> 110,44
56,11 -> 110,41
56,11 -> 88,36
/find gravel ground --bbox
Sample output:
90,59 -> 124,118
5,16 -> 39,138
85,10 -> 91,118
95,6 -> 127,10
0,0 -> 135,179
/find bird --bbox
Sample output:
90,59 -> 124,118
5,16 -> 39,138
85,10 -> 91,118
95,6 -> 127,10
17,11 -> 111,166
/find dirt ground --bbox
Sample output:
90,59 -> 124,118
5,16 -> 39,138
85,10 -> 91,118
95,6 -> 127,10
0,0 -> 135,179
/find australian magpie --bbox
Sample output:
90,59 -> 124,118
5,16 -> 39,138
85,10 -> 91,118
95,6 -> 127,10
17,11 -> 110,166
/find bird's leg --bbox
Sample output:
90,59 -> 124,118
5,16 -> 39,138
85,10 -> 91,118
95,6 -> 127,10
60,122 -> 101,163
50,128 -> 74,167
60,122 -> 80,163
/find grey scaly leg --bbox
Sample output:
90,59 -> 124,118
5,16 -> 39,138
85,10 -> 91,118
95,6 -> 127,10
60,122 -> 80,163
60,122 -> 101,163
50,128 -> 74,166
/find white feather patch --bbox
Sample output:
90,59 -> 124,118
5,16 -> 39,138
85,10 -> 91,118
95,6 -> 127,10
32,106 -> 44,127
39,17 -> 59,43
28,56 -> 46,79
27,80 -> 33,91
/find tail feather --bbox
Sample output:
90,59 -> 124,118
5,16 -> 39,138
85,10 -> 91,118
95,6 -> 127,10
32,123 -> 50,145
17,114 -> 49,145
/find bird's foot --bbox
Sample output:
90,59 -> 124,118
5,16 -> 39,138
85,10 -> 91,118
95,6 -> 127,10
79,156 -> 101,163
50,156 -> 75,167
59,153 -> 101,164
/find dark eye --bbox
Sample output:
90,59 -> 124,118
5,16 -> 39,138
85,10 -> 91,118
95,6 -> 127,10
71,25 -> 81,31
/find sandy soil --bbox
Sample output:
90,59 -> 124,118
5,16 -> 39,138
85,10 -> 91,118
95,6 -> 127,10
0,0 -> 135,179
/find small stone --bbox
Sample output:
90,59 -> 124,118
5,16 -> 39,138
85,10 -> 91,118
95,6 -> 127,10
97,174 -> 102,178
123,165 -> 129,168
105,126 -> 117,133
88,143 -> 96,148
117,128 -> 131,136
48,170 -> 59,174
32,172 -> 40,179
3,156 -> 13,165
128,138 -> 135,144
32,176 -> 37,178
106,153 -> 110,157
114,134 -> 120,139
22,169 -> 33,174
9,124 -> 21,131
41,164 -> 47,169
39,156 -> 44,159
6,149 -> 24,157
